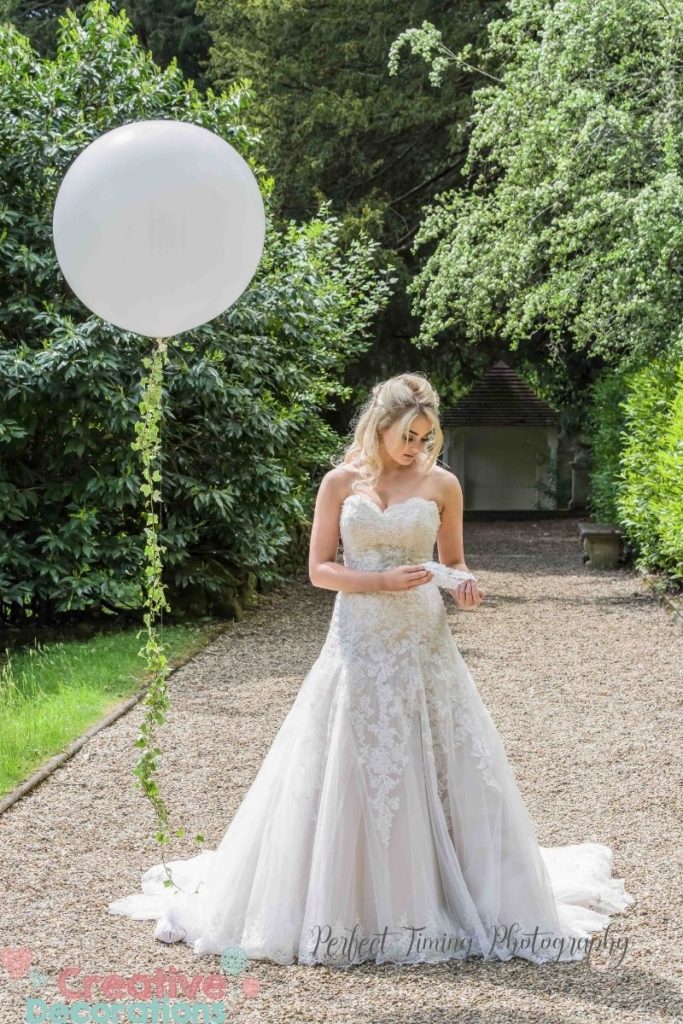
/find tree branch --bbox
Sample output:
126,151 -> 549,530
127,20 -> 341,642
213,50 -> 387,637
388,161 -> 459,207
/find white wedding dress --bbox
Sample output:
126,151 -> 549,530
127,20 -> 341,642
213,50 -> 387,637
108,493 -> 634,967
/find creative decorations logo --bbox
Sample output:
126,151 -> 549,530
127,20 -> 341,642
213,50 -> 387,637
0,944 -> 261,1023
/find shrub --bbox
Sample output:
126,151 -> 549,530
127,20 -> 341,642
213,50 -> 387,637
616,358 -> 682,577
0,2 -> 394,626
585,369 -> 629,524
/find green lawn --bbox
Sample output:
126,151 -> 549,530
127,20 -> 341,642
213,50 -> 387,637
0,620 -> 228,797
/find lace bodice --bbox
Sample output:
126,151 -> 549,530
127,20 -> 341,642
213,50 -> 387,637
339,493 -> 441,572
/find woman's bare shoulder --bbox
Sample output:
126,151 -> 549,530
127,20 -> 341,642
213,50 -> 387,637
318,463 -> 361,496
430,462 -> 459,483
321,463 -> 357,481
431,463 -> 462,501
421,462 -> 460,508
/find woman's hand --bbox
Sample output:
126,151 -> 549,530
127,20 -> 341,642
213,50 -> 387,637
449,578 -> 484,610
381,564 -> 434,591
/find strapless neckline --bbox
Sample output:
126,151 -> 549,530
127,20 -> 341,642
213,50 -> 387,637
341,493 -> 441,519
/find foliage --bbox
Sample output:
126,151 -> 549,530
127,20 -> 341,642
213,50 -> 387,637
128,336 -> 187,857
651,361 -> 683,579
394,1 -> 683,374
583,357 -> 683,583
0,0 -> 393,627
584,369 -> 629,524
0,0 -> 212,90
616,357 -> 683,579
197,0 -> 501,248
195,0 -> 507,412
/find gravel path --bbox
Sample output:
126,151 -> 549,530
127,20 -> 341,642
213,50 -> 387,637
0,517 -> 681,1023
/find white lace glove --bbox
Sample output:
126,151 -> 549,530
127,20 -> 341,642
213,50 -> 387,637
421,561 -> 478,590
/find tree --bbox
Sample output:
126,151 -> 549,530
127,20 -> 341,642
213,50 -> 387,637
396,0 -> 683,380
196,0 -> 507,411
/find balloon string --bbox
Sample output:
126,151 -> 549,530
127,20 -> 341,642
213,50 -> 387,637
133,335 -> 204,894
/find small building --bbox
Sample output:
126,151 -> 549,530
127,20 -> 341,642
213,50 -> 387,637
440,360 -> 571,512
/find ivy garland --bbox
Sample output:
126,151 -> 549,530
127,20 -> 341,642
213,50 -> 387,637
130,336 -> 204,892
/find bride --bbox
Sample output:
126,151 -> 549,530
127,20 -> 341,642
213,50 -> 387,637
109,371 -> 634,967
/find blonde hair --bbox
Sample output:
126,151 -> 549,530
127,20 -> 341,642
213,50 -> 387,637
331,372 -> 444,497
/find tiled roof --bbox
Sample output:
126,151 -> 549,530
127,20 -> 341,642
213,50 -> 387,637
441,360 -> 559,427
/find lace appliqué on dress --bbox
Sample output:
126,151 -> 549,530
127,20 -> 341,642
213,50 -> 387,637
335,494 -> 500,850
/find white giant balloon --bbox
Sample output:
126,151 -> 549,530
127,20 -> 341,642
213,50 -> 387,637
52,119 -> 266,337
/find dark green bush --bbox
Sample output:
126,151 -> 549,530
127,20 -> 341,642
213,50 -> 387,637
585,369 -> 629,525
0,1 -> 394,626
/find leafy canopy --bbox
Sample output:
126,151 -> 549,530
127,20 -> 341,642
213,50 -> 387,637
402,0 -> 683,371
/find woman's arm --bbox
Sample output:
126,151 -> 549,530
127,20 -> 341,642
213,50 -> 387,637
308,471 -> 387,593
436,472 -> 484,610
436,472 -> 469,570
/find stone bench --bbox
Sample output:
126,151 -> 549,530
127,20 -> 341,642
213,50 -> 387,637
577,522 -> 624,568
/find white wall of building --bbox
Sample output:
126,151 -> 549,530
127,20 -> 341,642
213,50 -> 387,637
443,426 -> 558,510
